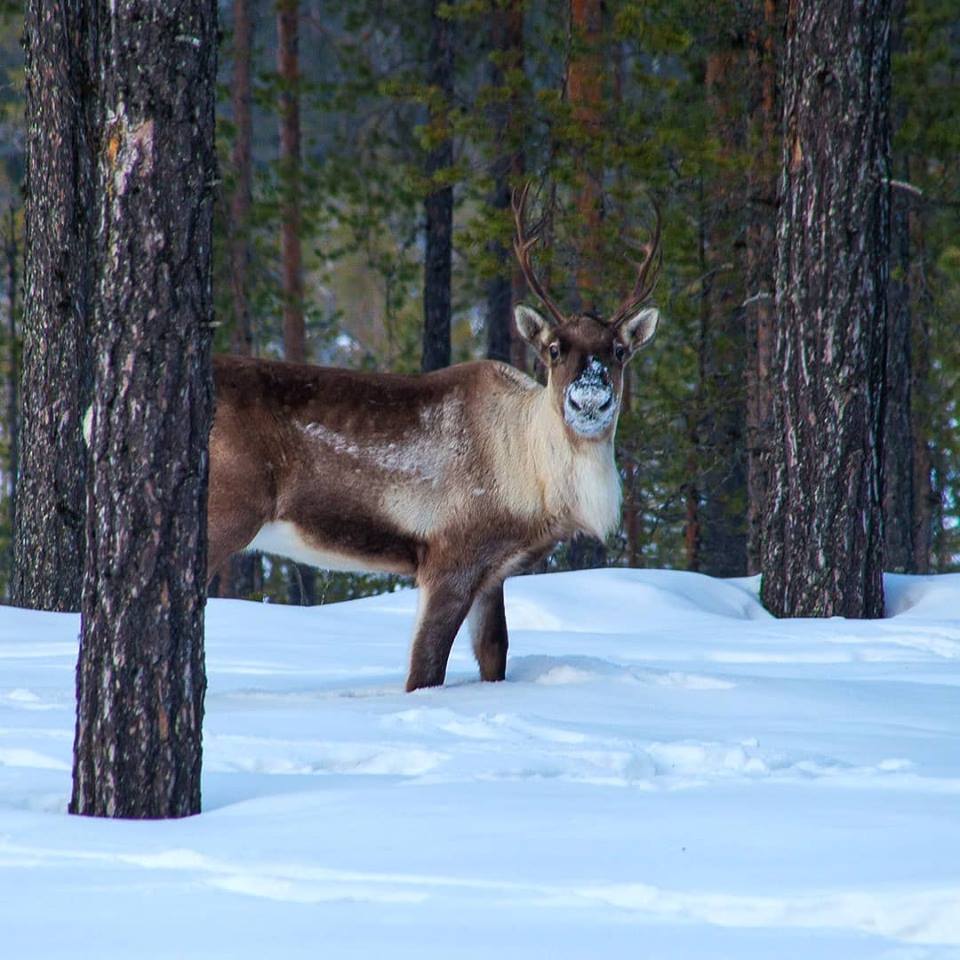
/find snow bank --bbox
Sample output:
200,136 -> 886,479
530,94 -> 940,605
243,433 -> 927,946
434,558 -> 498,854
1,569 -> 959,959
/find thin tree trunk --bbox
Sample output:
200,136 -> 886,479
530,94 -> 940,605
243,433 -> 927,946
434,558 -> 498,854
278,0 -> 305,363
699,47 -> 747,578
911,263 -> 934,573
277,0 -> 313,601
568,0 -> 603,311
883,153 -> 915,572
422,0 -> 454,373
4,207 -> 18,526
71,0 -> 216,819
882,0 -> 915,573
760,0 -> 891,619
745,0 -> 778,575
230,0 -> 255,357
563,0 -> 607,569
14,0 -> 95,612
226,0 -> 259,598
485,1 -> 524,367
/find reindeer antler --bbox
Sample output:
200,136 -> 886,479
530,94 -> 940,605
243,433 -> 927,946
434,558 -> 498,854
511,183 -> 567,327
609,204 -> 663,328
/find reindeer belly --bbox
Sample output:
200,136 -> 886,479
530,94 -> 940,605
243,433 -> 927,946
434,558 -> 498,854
245,519 -> 419,576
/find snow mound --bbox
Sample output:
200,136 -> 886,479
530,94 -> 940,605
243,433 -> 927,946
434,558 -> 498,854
885,572 -> 960,619
504,567 -> 770,633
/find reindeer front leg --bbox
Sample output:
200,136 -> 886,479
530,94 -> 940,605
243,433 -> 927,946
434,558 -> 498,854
406,564 -> 481,692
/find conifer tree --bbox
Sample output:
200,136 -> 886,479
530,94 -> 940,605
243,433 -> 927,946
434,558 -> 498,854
761,0 -> 891,618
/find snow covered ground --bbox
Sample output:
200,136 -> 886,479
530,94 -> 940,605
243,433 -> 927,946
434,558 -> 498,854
1,568 -> 959,959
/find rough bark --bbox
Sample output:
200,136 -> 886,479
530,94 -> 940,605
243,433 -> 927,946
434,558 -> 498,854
71,0 -> 216,819
698,47 -> 747,578
230,0 -> 255,357
278,0 -> 305,363
14,0 -> 95,612
760,0 -> 891,619
744,0 -> 778,574
422,0 -> 454,373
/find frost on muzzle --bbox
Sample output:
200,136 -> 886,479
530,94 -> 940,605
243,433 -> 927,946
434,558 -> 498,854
564,356 -> 616,436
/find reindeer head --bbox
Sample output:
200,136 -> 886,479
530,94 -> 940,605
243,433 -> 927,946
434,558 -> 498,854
511,184 -> 662,441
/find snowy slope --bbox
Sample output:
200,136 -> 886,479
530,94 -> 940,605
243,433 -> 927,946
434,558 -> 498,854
1,568 -> 959,959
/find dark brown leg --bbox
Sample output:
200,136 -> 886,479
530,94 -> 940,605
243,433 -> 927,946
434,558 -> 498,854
468,581 -> 508,682
406,569 -> 480,692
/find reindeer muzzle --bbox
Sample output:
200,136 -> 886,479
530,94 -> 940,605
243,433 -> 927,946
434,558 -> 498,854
564,357 -> 616,437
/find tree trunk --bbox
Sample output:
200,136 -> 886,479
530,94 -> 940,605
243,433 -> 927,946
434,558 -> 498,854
71,0 -> 216,819
485,0 -> 524,367
911,274 -> 934,574
225,0 -> 259,599
882,0 -> 915,574
744,0 -> 778,575
4,207 -> 19,527
14,0 -> 95,612
230,0 -> 255,357
568,0 -> 603,311
562,0 -> 607,568
422,0 -> 454,373
278,0 -> 305,363
698,47 -> 747,578
277,0 -> 314,601
760,0 -> 891,619
883,159 -> 914,573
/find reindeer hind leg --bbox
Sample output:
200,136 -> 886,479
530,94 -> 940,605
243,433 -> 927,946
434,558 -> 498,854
468,581 -> 508,682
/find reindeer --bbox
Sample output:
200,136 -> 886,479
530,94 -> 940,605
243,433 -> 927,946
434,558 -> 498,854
208,185 -> 662,690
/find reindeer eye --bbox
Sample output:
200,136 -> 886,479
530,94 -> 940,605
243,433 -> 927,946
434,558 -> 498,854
548,343 -> 561,361
614,343 -> 626,363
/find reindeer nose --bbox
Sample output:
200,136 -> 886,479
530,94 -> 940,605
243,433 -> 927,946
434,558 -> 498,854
564,356 -> 616,434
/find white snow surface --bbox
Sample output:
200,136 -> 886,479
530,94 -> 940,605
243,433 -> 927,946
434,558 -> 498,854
1,568 -> 959,959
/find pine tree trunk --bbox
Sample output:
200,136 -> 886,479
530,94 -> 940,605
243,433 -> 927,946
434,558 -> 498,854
883,159 -> 915,572
911,287 -> 934,574
882,0 -> 915,574
485,1 -> 524,367
760,0 -> 891,619
230,0 -> 255,357
422,0 -> 454,373
745,0 -> 778,575
225,0 -> 259,599
562,0 -> 607,568
4,208 -> 19,527
276,0 -> 314,601
568,0 -> 603,311
278,0 -> 305,363
698,48 -> 747,578
14,0 -> 95,612
71,0 -> 216,819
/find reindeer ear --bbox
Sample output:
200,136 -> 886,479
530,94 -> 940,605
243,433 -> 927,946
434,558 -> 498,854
514,305 -> 551,347
618,307 -> 659,357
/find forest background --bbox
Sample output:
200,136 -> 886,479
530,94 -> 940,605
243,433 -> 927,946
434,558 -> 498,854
0,0 -> 957,606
